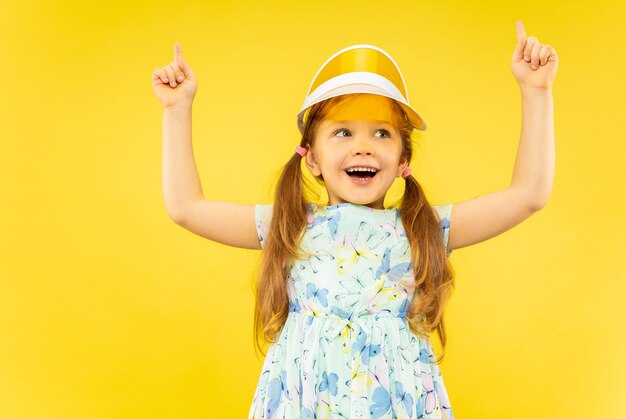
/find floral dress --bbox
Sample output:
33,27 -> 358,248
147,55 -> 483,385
249,202 -> 454,419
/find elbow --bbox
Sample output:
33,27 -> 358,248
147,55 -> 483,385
528,202 -> 544,213
166,207 -> 188,225
169,213 -> 185,225
528,196 -> 550,212
164,200 -> 190,225
165,198 -> 203,226
516,186 -> 552,213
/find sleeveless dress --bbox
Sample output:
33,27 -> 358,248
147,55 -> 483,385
249,202 -> 454,419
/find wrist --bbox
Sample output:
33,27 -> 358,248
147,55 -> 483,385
164,102 -> 193,113
520,85 -> 553,97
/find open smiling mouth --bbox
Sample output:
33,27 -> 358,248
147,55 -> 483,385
344,168 -> 379,184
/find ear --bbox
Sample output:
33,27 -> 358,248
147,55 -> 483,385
396,157 -> 409,178
304,148 -> 322,177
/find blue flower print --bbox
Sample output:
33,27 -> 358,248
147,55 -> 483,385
351,326 -> 368,355
400,344 -> 432,367
419,347 -> 431,364
327,213 -> 340,239
398,297 -> 409,317
370,386 -> 392,418
439,215 -> 450,230
361,343 -> 382,363
288,299 -> 301,313
395,381 -> 415,417
306,283 -> 329,307
310,209 -> 341,239
266,369 -> 288,418
319,371 -> 339,396
375,247 -> 412,283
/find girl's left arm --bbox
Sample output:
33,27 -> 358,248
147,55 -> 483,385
511,86 -> 554,209
446,20 -> 558,254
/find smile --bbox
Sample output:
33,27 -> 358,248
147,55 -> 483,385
344,169 -> 379,185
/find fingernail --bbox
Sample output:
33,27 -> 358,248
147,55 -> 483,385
532,64 -> 537,70
178,75 -> 183,81
164,77 -> 169,82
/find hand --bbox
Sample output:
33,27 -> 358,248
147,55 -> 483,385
152,42 -> 198,109
511,20 -> 558,91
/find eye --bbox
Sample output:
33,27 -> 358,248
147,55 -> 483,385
375,129 -> 391,138
334,129 -> 391,138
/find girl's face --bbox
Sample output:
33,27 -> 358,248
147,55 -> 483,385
305,94 -> 409,209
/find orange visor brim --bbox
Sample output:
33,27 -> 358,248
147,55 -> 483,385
308,47 -> 409,100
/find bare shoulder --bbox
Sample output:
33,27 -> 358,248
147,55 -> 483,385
173,199 -> 261,249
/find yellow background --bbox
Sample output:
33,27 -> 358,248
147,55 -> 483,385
1,0 -> 624,417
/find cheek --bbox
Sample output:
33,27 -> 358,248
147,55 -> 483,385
381,149 -> 402,166
318,153 -> 342,171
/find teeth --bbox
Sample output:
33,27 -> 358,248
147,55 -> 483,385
346,167 -> 378,173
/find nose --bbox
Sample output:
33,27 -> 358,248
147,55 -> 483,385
351,135 -> 375,156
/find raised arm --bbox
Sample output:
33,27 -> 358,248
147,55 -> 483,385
161,103 -> 202,220
446,20 -> 558,254
161,99 -> 261,249
156,43 -> 260,249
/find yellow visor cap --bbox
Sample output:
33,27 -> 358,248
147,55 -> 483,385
297,44 -> 427,134
322,94 -> 399,128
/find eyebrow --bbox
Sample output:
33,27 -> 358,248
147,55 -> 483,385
327,120 -> 394,126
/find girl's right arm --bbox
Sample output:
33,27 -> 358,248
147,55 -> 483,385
154,43 -> 260,250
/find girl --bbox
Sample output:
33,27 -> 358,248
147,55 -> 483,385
152,20 -> 557,419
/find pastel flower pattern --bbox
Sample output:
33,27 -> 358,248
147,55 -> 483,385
250,202 -> 454,418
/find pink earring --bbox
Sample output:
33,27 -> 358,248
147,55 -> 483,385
401,166 -> 412,178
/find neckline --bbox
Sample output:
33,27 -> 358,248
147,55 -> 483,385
308,202 -> 398,213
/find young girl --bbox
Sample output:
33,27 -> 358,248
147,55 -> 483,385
152,20 -> 557,419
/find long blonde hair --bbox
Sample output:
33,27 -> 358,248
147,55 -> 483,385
253,93 -> 456,364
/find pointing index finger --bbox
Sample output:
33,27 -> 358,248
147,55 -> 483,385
516,20 -> 526,42
174,42 -> 182,66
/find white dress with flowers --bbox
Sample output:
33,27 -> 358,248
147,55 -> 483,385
248,202 -> 454,419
